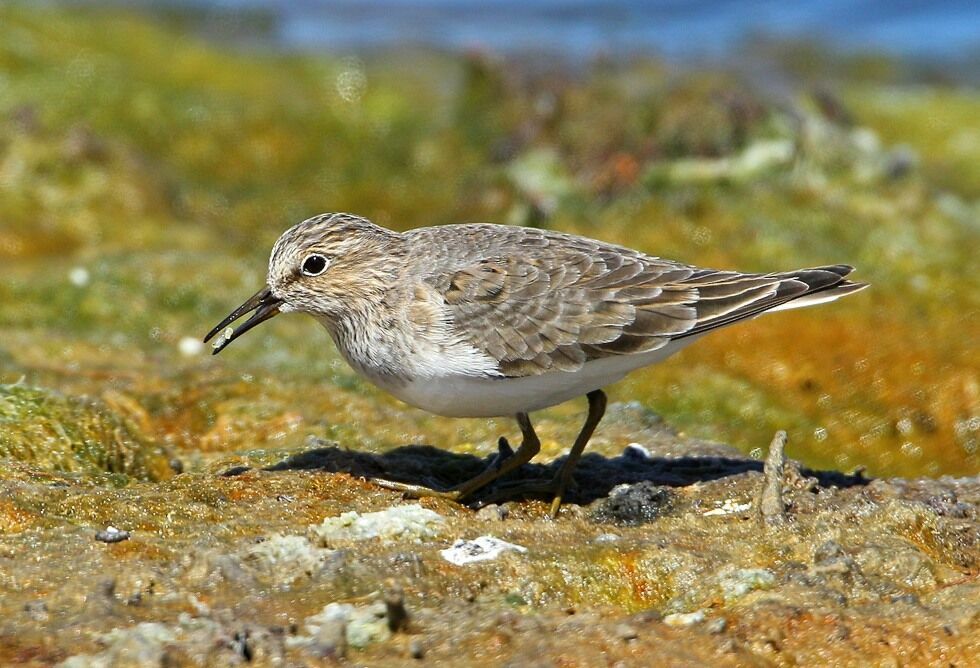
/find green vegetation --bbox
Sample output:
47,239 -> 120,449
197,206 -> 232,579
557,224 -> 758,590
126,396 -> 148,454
0,3 -> 977,479
0,384 -> 174,480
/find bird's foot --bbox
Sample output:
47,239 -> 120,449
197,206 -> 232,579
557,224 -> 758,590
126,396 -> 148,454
370,478 -> 465,501
477,474 -> 578,518
371,436 -> 518,502
491,435 -> 517,468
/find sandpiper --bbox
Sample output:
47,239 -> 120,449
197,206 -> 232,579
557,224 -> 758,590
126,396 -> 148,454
205,212 -> 867,515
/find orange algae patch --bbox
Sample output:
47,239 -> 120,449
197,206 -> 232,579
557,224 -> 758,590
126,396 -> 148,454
0,499 -> 36,534
625,301 -> 977,477
596,549 -> 664,610
105,538 -> 169,561
198,410 -> 305,452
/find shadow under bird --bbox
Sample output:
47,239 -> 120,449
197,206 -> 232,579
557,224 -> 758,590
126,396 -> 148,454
204,213 -> 867,515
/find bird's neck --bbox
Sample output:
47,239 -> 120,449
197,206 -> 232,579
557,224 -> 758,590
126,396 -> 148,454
314,298 -> 415,386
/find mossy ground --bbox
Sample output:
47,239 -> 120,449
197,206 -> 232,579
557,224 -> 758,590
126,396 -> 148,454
1,5 -> 976,481
0,4 -> 978,665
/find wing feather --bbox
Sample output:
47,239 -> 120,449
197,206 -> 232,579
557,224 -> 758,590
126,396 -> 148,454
412,225 -> 863,378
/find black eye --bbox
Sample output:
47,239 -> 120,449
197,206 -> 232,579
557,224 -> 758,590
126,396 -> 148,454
301,254 -> 329,276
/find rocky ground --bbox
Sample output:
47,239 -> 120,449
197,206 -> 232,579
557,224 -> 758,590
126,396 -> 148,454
1,5 -> 978,666
1,402 -> 976,667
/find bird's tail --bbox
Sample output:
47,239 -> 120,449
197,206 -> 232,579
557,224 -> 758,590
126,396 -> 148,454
674,264 -> 868,339
767,265 -> 869,312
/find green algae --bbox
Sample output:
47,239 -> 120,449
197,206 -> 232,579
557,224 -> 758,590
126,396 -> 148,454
0,384 -> 174,481
0,2 -> 977,482
0,7 -> 977,665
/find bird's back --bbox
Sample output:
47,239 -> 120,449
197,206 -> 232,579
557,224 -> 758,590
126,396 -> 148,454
403,223 -> 866,380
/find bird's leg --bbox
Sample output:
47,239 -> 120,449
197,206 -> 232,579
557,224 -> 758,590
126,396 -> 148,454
371,413 -> 540,501
476,390 -> 607,517
548,389 -> 606,516
449,413 -> 539,498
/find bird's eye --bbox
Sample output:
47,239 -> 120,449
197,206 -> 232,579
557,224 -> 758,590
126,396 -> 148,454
301,254 -> 329,276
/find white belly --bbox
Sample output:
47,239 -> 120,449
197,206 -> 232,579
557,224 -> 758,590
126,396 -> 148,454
375,337 -> 700,417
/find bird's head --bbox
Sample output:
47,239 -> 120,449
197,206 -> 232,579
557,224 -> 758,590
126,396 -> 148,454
204,212 -> 403,354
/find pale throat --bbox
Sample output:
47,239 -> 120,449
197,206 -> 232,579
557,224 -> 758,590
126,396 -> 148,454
311,304 -> 407,383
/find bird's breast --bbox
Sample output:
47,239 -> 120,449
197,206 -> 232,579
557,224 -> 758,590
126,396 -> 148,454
314,305 -> 501,390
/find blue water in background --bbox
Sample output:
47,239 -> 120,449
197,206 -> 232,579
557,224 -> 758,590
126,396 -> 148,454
115,1 -> 980,59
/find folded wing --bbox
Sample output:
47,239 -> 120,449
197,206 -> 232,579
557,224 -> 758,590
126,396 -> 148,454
423,228 -> 866,378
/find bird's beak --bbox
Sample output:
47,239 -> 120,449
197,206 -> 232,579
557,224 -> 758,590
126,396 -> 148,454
203,286 -> 283,355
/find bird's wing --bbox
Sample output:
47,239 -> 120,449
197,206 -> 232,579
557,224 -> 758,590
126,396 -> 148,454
420,226 -> 861,378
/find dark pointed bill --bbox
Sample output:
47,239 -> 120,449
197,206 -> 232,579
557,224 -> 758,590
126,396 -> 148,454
203,287 -> 283,355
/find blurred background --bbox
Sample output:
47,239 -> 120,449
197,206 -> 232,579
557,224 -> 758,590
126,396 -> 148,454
0,1 -> 977,481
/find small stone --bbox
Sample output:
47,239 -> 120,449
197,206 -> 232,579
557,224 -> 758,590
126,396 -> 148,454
310,504 -> 445,544
475,503 -> 509,521
346,602 -> 391,648
703,499 -> 753,516
307,603 -> 349,659
663,610 -> 705,627
623,442 -> 653,459
717,567 -> 776,603
409,638 -> 425,659
718,638 -> 739,653
706,617 -> 727,634
632,609 -> 663,624
854,541 -> 937,590
63,622 -> 176,667
591,481 -> 674,525
384,582 -> 409,633
614,623 -> 639,641
758,430 -> 788,524
242,534 -> 338,588
924,491 -> 970,518
95,526 -> 131,543
440,536 -> 527,565
23,601 -> 48,623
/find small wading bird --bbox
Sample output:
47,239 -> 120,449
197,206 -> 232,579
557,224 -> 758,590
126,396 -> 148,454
205,213 -> 866,516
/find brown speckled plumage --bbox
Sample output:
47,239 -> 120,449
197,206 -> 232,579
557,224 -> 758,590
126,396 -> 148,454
405,223 -> 862,378
205,212 -> 867,514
